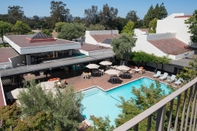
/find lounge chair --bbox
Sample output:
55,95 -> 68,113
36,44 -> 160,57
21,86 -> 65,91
159,72 -> 168,80
167,75 -> 176,83
175,78 -> 183,85
153,71 -> 161,78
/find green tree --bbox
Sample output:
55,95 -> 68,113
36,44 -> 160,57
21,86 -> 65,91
143,3 -> 167,27
143,5 -> 154,27
58,23 -> 85,40
111,33 -> 136,63
126,10 -> 138,22
0,21 -> 12,43
42,29 -> 52,36
99,4 -> 118,29
84,5 -> 99,26
87,24 -> 105,30
121,21 -> 135,35
185,10 -> 197,43
17,80 -> 84,131
0,103 -> 20,130
12,20 -> 31,34
54,22 -> 66,32
87,116 -> 114,131
50,1 -> 72,27
8,5 -> 24,24
148,18 -> 158,33
114,17 -> 128,33
115,81 -> 171,130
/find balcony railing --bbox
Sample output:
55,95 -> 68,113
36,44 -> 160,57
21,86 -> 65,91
114,77 -> 197,131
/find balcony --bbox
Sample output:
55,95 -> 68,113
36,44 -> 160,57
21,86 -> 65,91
114,77 -> 197,131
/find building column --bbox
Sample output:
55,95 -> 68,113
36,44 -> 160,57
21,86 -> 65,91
26,55 -> 31,65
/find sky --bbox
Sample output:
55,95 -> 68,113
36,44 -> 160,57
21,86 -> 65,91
0,0 -> 196,19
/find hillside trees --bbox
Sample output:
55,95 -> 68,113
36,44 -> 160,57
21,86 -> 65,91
99,4 -> 118,29
50,0 -> 72,28
58,23 -> 85,40
84,5 -> 99,26
8,5 -> 24,24
12,20 -> 31,34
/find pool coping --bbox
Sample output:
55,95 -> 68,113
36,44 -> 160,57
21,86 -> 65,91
81,76 -> 171,93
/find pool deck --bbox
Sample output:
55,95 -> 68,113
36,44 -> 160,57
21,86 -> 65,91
23,70 -> 177,91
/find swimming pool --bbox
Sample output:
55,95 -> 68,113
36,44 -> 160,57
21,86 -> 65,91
81,77 -> 170,126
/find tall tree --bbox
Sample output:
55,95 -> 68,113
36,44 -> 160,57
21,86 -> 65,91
8,5 -> 24,24
12,20 -> 31,34
50,1 -> 71,28
99,4 -> 118,29
121,21 -> 135,35
143,5 -> 154,27
17,80 -> 84,130
148,18 -> 158,33
84,5 -> 99,26
114,17 -> 128,33
111,33 -> 136,63
0,21 -> 12,43
126,10 -> 138,22
185,10 -> 197,43
54,22 -> 66,32
143,3 -> 168,27
58,23 -> 85,40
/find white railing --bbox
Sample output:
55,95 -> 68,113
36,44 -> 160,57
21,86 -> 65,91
114,77 -> 197,131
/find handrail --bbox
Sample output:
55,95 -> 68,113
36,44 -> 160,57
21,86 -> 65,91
114,77 -> 197,131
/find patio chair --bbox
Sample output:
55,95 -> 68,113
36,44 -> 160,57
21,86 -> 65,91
175,78 -> 183,85
159,72 -> 168,80
153,71 -> 161,78
167,75 -> 176,83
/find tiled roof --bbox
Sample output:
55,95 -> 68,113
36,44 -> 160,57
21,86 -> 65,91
174,15 -> 192,18
5,35 -> 76,47
0,48 -> 19,63
139,28 -> 148,32
148,38 -> 192,55
80,43 -> 109,51
91,34 -> 119,43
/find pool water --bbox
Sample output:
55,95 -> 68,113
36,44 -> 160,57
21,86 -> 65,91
81,77 -> 170,126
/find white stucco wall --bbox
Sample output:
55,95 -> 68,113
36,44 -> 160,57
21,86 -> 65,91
134,29 -> 147,37
133,34 -> 169,58
156,13 -> 192,44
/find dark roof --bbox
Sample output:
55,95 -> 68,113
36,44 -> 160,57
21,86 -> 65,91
148,38 -> 192,55
80,43 -> 109,51
5,35 -> 76,47
102,39 -> 112,44
91,34 -> 119,43
0,48 -> 19,63
28,32 -> 53,39
174,15 -> 192,18
139,28 -> 148,32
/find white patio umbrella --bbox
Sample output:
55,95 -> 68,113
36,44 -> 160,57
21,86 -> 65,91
86,64 -> 100,69
6,88 -> 27,99
116,65 -> 130,71
99,61 -> 112,66
105,69 -> 120,76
